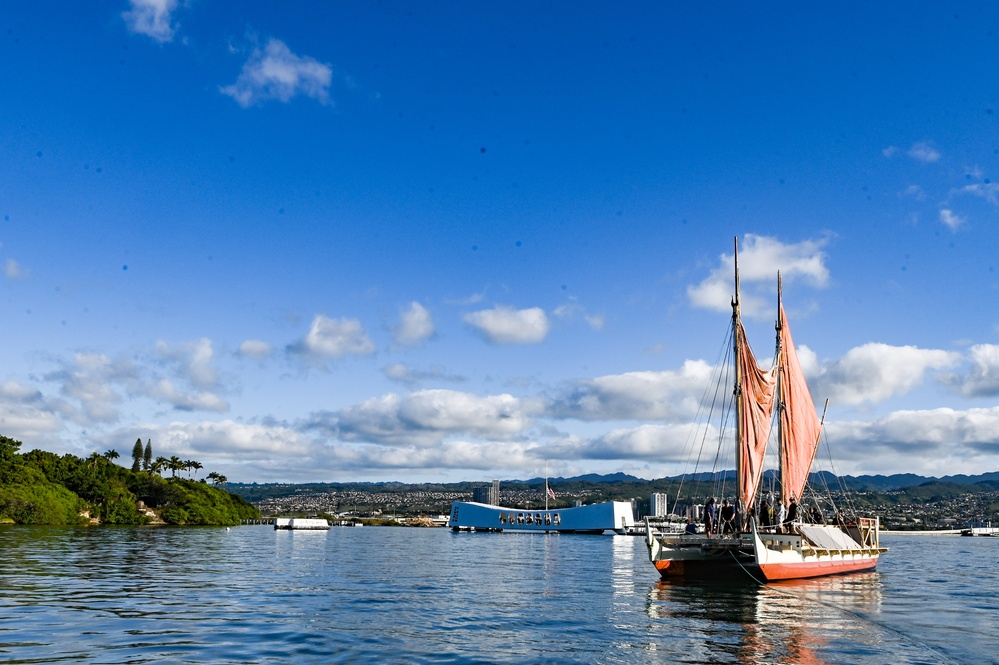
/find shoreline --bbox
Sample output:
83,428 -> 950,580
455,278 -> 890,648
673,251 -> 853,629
881,529 -> 963,536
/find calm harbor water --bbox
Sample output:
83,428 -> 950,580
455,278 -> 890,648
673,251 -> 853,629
0,526 -> 996,664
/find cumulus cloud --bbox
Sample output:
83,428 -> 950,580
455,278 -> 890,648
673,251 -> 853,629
811,343 -> 959,406
907,141 -> 941,163
392,301 -> 435,346
464,306 -> 550,344
122,0 -> 178,43
44,352 -> 140,424
292,314 -> 375,361
548,362 -> 714,422
825,406 -> 999,474
148,379 -> 229,412
155,338 -> 219,388
952,344 -> 999,397
309,389 -> 539,447
237,339 -> 272,359
316,439 -> 543,474
687,234 -> 830,317
939,209 -> 964,231
382,363 -> 464,387
221,39 -> 332,108
576,423 -> 700,462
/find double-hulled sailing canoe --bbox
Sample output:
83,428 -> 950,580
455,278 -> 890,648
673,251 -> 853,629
645,239 -> 888,582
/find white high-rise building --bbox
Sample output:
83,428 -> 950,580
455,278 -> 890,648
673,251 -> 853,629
650,493 -> 669,517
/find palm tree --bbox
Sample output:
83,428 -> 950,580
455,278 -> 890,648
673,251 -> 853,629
207,471 -> 221,486
167,456 -> 184,478
189,461 -> 203,480
103,449 -> 119,463
151,456 -> 168,476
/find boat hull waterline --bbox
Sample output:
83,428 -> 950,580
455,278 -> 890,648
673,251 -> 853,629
647,521 -> 886,582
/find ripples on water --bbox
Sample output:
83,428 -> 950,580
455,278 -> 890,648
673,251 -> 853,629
0,527 -> 995,664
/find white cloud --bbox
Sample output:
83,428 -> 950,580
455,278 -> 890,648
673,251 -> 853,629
315,439 -> 542,475
5,259 -> 23,279
155,338 -> 218,388
221,39 -> 332,108
954,344 -> 999,397
237,339 -> 272,359
553,300 -> 605,330
900,184 -> 926,201
882,146 -> 900,158
549,361 -> 714,422
956,183 -> 999,207
320,389 -> 538,447
939,209 -> 964,231
382,362 -> 463,387
294,314 -> 375,360
464,306 -> 550,344
907,141 -> 941,163
45,352 -> 140,424
392,301 -> 435,346
687,234 -> 830,317
826,406 -> 999,475
122,0 -> 178,43
148,379 -> 229,412
812,343 -> 959,406
578,423 -> 701,461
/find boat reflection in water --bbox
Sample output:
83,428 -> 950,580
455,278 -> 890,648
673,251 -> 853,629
646,573 -> 883,664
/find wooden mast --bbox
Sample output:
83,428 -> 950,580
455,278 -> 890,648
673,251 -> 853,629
732,237 -> 744,518
776,271 -> 784,505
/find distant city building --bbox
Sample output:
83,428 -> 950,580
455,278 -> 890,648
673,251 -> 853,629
473,480 -> 500,505
650,493 -> 669,517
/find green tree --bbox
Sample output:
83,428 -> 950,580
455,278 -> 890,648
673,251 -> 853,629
0,435 -> 23,484
131,438 -> 144,472
103,449 -> 119,463
143,439 -> 152,471
167,455 -> 183,478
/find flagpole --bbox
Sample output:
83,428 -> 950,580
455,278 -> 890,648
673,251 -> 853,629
545,460 -> 549,511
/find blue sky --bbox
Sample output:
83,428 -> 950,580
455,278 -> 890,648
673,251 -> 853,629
2,2 -> 999,483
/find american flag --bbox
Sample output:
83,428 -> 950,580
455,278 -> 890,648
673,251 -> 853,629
546,484 -> 556,500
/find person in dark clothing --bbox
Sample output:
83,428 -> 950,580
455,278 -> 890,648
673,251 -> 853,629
719,499 -> 736,534
785,496 -> 799,528
684,518 -> 699,534
703,497 -> 718,536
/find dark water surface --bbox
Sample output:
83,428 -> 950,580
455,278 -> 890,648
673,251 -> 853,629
0,527 -> 995,664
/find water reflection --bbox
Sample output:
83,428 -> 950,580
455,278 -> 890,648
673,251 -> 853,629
647,573 -> 884,664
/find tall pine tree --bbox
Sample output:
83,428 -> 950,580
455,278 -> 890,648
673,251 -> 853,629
131,438 -> 144,472
143,439 -> 152,471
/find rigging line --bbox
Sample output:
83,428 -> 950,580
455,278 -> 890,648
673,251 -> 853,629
820,425 -> 860,519
686,325 -> 735,505
725,544 -> 959,665
754,581 -> 964,665
671,323 -> 734,511
710,354 -> 736,499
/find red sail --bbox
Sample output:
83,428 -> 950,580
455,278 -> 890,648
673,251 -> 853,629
736,322 -> 777,509
778,303 -> 822,507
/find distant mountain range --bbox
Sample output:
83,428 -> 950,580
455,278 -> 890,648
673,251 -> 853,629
523,470 -> 999,491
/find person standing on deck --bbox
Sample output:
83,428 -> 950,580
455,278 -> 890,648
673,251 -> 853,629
720,499 -> 736,534
703,497 -> 718,536
785,496 -> 799,530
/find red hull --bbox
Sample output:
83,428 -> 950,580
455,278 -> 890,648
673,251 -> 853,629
757,555 -> 879,581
